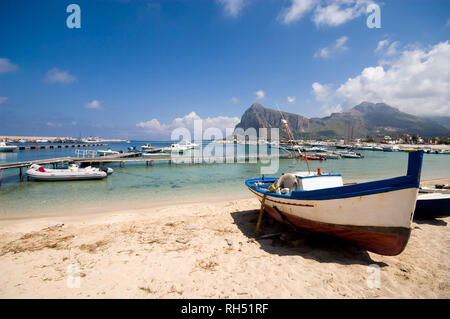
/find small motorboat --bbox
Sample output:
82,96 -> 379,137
303,155 -> 325,161
179,139 -> 200,149
97,149 -> 119,156
0,142 -> 18,152
414,192 -> 450,218
142,151 -> 166,157
141,144 -> 153,150
337,151 -> 363,158
27,164 -> 107,181
161,143 -> 189,153
245,151 -> 424,256
383,146 -> 400,152
71,162 -> 114,175
314,152 -> 341,159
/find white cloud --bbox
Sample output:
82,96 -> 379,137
375,39 -> 389,53
278,0 -> 317,24
255,90 -> 265,100
231,97 -> 239,104
217,0 -> 247,17
0,97 -> 7,104
44,68 -> 76,83
279,0 -> 375,27
313,0 -> 371,27
315,36 -> 349,58
312,82 -> 338,115
446,18 -> 450,27
321,103 -> 343,115
375,39 -> 398,57
312,82 -> 332,102
287,96 -> 296,103
46,122 -> 63,128
136,111 -> 240,137
314,41 -> 450,116
84,100 -> 102,109
0,58 -> 18,73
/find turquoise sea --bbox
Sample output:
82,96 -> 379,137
0,141 -> 449,218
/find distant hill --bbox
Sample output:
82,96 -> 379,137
234,102 -> 450,138
234,103 -> 309,139
424,116 -> 450,129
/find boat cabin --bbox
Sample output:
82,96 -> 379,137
277,171 -> 343,194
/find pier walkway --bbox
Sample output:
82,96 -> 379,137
0,152 -> 291,187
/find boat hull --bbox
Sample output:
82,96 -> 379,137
0,146 -> 18,152
414,193 -> 450,218
249,187 -> 416,255
27,170 -> 107,181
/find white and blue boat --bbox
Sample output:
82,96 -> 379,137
245,151 -> 424,256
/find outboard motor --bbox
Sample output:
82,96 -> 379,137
276,173 -> 298,195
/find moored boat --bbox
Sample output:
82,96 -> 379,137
245,151 -> 424,256
414,192 -> 450,218
97,149 -> 119,156
0,142 -> 18,152
27,164 -> 107,181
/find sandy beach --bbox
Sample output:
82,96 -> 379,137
0,178 -> 449,299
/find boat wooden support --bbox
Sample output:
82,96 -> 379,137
255,194 -> 267,238
19,167 -> 23,182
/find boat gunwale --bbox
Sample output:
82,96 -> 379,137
245,150 -> 423,201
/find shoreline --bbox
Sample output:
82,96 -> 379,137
0,195 -> 448,298
1,177 -> 448,221
0,176 -> 448,298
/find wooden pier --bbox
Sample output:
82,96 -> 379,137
18,143 -> 108,150
0,151 -> 291,188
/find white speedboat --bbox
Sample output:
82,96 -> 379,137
27,164 -> 107,181
315,152 -> 341,159
97,149 -> 119,156
179,140 -> 200,149
142,152 -> 166,157
36,139 -> 49,143
0,142 -> 18,152
161,143 -> 189,153
383,146 -> 400,152
141,144 -> 153,150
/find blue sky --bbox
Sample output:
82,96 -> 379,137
0,0 -> 449,139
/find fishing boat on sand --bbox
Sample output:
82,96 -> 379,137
27,164 -> 108,181
245,150 -> 424,256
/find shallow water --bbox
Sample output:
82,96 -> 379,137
0,142 -> 449,218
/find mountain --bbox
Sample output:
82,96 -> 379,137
234,102 -> 450,138
234,103 -> 309,139
424,116 -> 450,129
